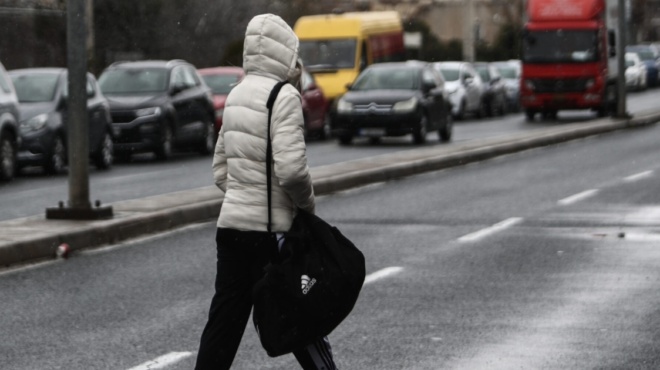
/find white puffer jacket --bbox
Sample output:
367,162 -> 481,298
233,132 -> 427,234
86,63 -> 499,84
213,14 -> 315,232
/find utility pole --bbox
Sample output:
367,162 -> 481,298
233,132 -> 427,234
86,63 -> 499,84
463,0 -> 476,62
46,0 -> 112,220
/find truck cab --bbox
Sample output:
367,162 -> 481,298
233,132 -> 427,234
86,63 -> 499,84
520,0 -> 619,121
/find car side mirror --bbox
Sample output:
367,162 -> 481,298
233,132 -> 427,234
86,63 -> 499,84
345,83 -> 352,91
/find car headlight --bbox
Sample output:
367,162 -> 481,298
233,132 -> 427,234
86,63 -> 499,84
215,108 -> 224,119
336,99 -> 353,113
135,107 -> 161,117
21,113 -> 48,132
392,97 -> 418,113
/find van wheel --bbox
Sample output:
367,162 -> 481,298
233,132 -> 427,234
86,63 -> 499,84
0,132 -> 16,181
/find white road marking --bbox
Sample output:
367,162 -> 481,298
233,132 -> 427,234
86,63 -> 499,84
458,218 -> 523,242
623,170 -> 653,182
127,351 -> 193,370
558,189 -> 599,205
364,266 -> 403,285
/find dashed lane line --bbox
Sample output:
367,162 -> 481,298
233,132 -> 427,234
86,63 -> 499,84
364,266 -> 404,285
457,218 -> 523,243
558,189 -> 599,206
623,170 -> 654,182
126,351 -> 193,370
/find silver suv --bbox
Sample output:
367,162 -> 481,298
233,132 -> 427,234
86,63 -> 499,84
0,62 -> 19,181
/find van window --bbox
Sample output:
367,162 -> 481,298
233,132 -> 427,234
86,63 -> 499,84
299,39 -> 357,71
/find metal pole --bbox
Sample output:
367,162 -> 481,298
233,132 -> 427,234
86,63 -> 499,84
67,0 -> 90,210
46,0 -> 112,219
616,0 -> 628,118
464,0 -> 475,62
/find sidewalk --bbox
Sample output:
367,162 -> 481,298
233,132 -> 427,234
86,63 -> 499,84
2,111 -> 659,268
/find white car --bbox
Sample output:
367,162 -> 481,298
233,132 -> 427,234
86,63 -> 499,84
433,62 -> 485,120
491,60 -> 521,112
625,52 -> 647,91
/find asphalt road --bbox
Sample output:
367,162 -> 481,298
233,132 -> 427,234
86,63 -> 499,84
1,89 -> 659,222
2,112 -> 660,369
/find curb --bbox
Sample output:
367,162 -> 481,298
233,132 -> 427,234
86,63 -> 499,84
2,112 -> 660,268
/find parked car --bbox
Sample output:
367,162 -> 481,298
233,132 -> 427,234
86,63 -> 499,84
197,66 -> 244,139
300,68 -> 329,139
491,60 -> 521,112
0,62 -> 19,181
433,61 -> 485,120
626,45 -> 660,87
330,61 -> 452,145
625,52 -> 648,91
473,62 -> 508,116
98,60 -> 215,160
9,68 -> 113,174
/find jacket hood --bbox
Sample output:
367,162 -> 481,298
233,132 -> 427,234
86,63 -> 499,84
243,14 -> 300,83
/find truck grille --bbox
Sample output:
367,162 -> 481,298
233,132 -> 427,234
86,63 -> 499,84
531,78 -> 589,93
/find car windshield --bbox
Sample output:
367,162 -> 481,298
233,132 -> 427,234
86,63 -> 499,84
476,68 -> 491,82
495,66 -> 519,79
99,68 -> 168,94
299,39 -> 357,71
11,73 -> 60,103
523,30 -> 599,63
351,67 -> 418,91
633,50 -> 656,61
438,68 -> 460,82
201,74 -> 240,95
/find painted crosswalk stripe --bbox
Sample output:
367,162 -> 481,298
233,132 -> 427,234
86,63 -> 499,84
364,267 -> 403,285
458,217 -> 523,242
558,189 -> 599,205
127,352 -> 193,370
623,170 -> 653,182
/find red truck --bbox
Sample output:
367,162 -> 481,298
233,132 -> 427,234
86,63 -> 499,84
520,0 -> 620,121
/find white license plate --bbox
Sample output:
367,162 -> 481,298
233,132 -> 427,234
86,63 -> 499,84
360,128 -> 385,136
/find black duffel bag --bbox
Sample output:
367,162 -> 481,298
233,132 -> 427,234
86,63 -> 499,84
252,81 -> 366,357
252,208 -> 366,357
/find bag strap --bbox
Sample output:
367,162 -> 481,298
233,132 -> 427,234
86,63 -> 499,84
266,80 -> 289,233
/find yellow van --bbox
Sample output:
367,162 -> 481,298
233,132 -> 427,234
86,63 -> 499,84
294,11 -> 405,102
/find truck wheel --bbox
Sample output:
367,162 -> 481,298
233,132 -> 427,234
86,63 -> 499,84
525,109 -> 536,122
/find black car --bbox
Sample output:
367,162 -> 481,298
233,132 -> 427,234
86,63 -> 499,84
473,62 -> 508,117
331,61 -> 452,145
98,60 -> 215,160
9,68 -> 114,174
0,61 -> 19,181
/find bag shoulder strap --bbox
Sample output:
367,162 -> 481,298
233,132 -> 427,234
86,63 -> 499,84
266,80 -> 289,233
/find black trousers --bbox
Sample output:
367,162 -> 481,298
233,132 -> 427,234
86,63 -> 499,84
195,228 -> 337,370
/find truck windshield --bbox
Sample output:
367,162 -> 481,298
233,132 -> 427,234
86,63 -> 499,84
522,30 -> 599,63
299,39 -> 357,71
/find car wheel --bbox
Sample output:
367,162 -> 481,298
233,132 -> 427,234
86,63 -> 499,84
455,100 -> 466,121
154,124 -> 173,160
338,134 -> 353,146
498,96 -> 508,116
0,131 -> 16,181
368,137 -> 381,145
476,100 -> 488,119
412,114 -> 428,144
45,135 -> 66,175
199,119 -> 214,155
93,130 -> 114,170
439,110 -> 453,142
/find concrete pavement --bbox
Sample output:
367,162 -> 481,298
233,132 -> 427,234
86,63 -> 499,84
2,111 -> 659,268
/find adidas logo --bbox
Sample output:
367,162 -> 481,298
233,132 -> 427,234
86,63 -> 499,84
301,274 -> 317,295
